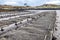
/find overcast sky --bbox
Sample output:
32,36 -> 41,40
0,0 -> 60,6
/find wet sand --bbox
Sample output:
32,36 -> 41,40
0,10 -> 56,40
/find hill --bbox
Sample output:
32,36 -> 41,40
0,4 -> 60,12
36,4 -> 60,8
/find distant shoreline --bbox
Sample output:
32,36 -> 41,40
0,8 -> 60,12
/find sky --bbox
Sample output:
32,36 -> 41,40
0,0 -> 60,6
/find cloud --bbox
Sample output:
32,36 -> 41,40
0,0 -> 45,6
2,0 -> 25,6
3,1 -> 17,5
1,0 -> 60,6
1,0 -> 41,6
46,0 -> 60,5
